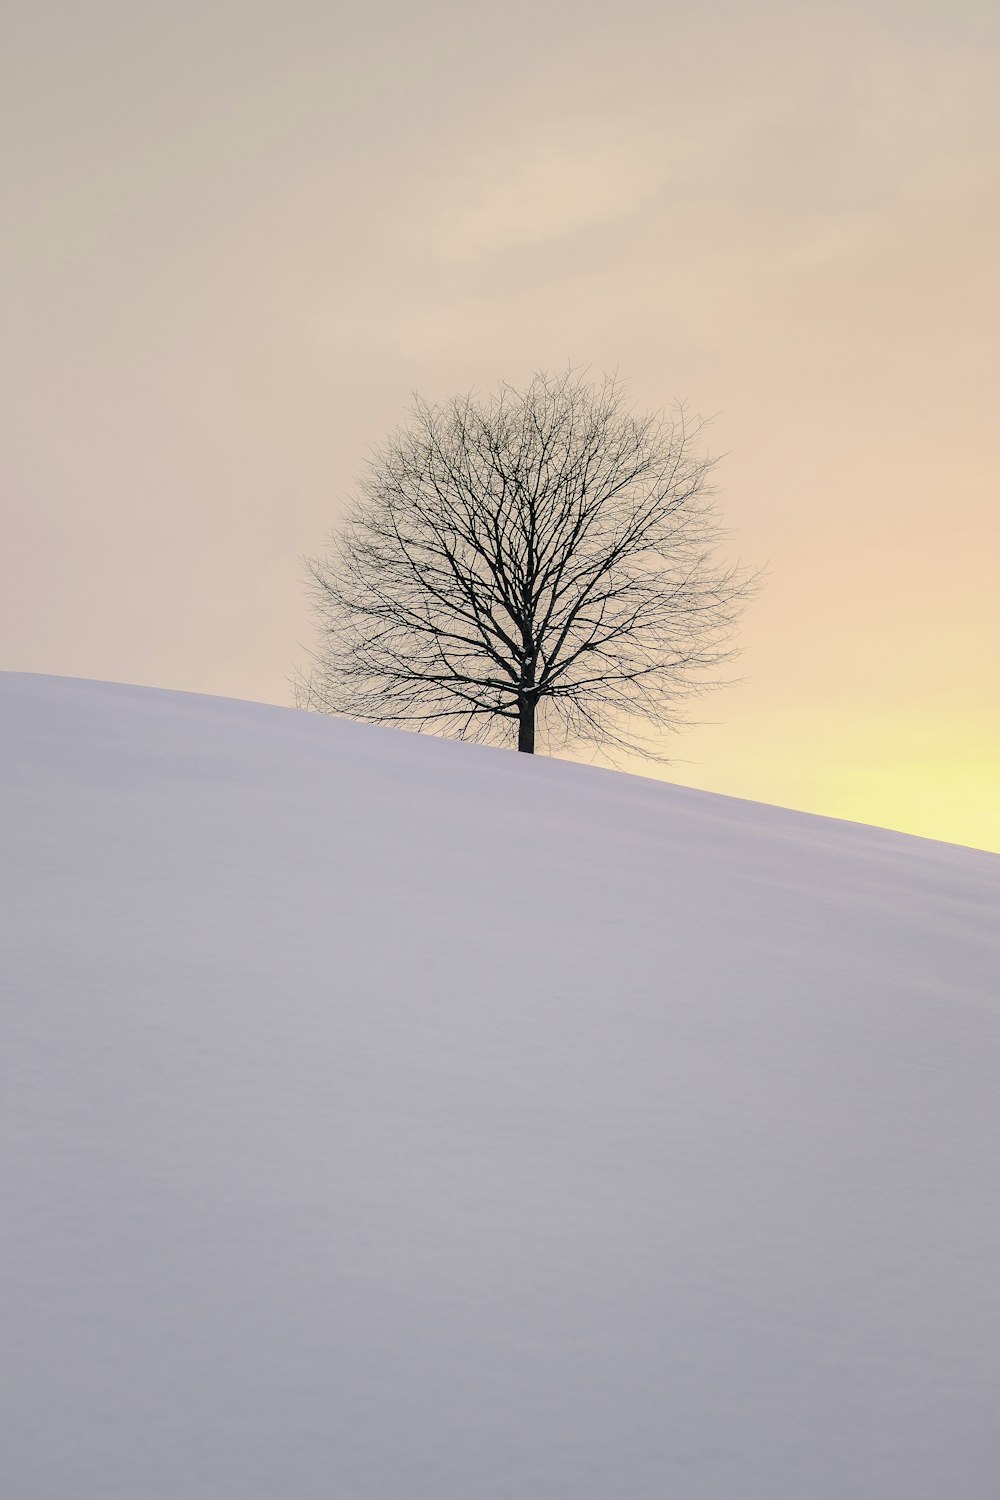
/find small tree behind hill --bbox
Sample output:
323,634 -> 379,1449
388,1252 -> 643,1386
298,370 -> 755,758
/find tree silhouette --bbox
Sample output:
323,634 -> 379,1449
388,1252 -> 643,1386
299,370 -> 755,757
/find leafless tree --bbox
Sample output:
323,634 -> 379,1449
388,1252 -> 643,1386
297,370 -> 756,758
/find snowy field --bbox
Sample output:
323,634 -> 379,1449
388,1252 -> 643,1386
2,671 -> 999,1499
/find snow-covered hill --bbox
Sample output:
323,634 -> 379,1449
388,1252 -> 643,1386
3,672 -> 999,1499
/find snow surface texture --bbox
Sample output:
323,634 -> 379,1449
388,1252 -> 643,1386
2,672 -> 999,1500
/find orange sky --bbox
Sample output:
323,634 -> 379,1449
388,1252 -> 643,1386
3,0 -> 998,851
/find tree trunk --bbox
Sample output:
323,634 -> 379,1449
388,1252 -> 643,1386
517,696 -> 536,754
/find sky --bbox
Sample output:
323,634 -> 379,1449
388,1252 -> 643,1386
3,0 -> 998,851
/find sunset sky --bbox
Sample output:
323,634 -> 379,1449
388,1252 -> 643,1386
3,0 -> 998,851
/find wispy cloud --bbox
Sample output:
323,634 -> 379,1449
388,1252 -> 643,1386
434,139 -> 661,260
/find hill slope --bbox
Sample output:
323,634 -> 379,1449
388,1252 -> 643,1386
2,672 -> 999,1499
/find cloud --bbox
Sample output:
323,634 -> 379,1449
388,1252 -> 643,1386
437,140 -> 661,260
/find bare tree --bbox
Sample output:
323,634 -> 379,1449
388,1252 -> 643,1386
298,370 -> 755,758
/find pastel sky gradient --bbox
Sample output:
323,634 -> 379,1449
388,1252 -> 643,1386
3,0 -> 998,850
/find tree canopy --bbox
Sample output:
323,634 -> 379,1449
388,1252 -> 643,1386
299,370 -> 755,757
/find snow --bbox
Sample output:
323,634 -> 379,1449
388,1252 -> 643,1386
2,670 -> 999,1499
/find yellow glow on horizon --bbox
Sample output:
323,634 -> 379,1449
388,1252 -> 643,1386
650,709 -> 1000,854
822,759 -> 1000,853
